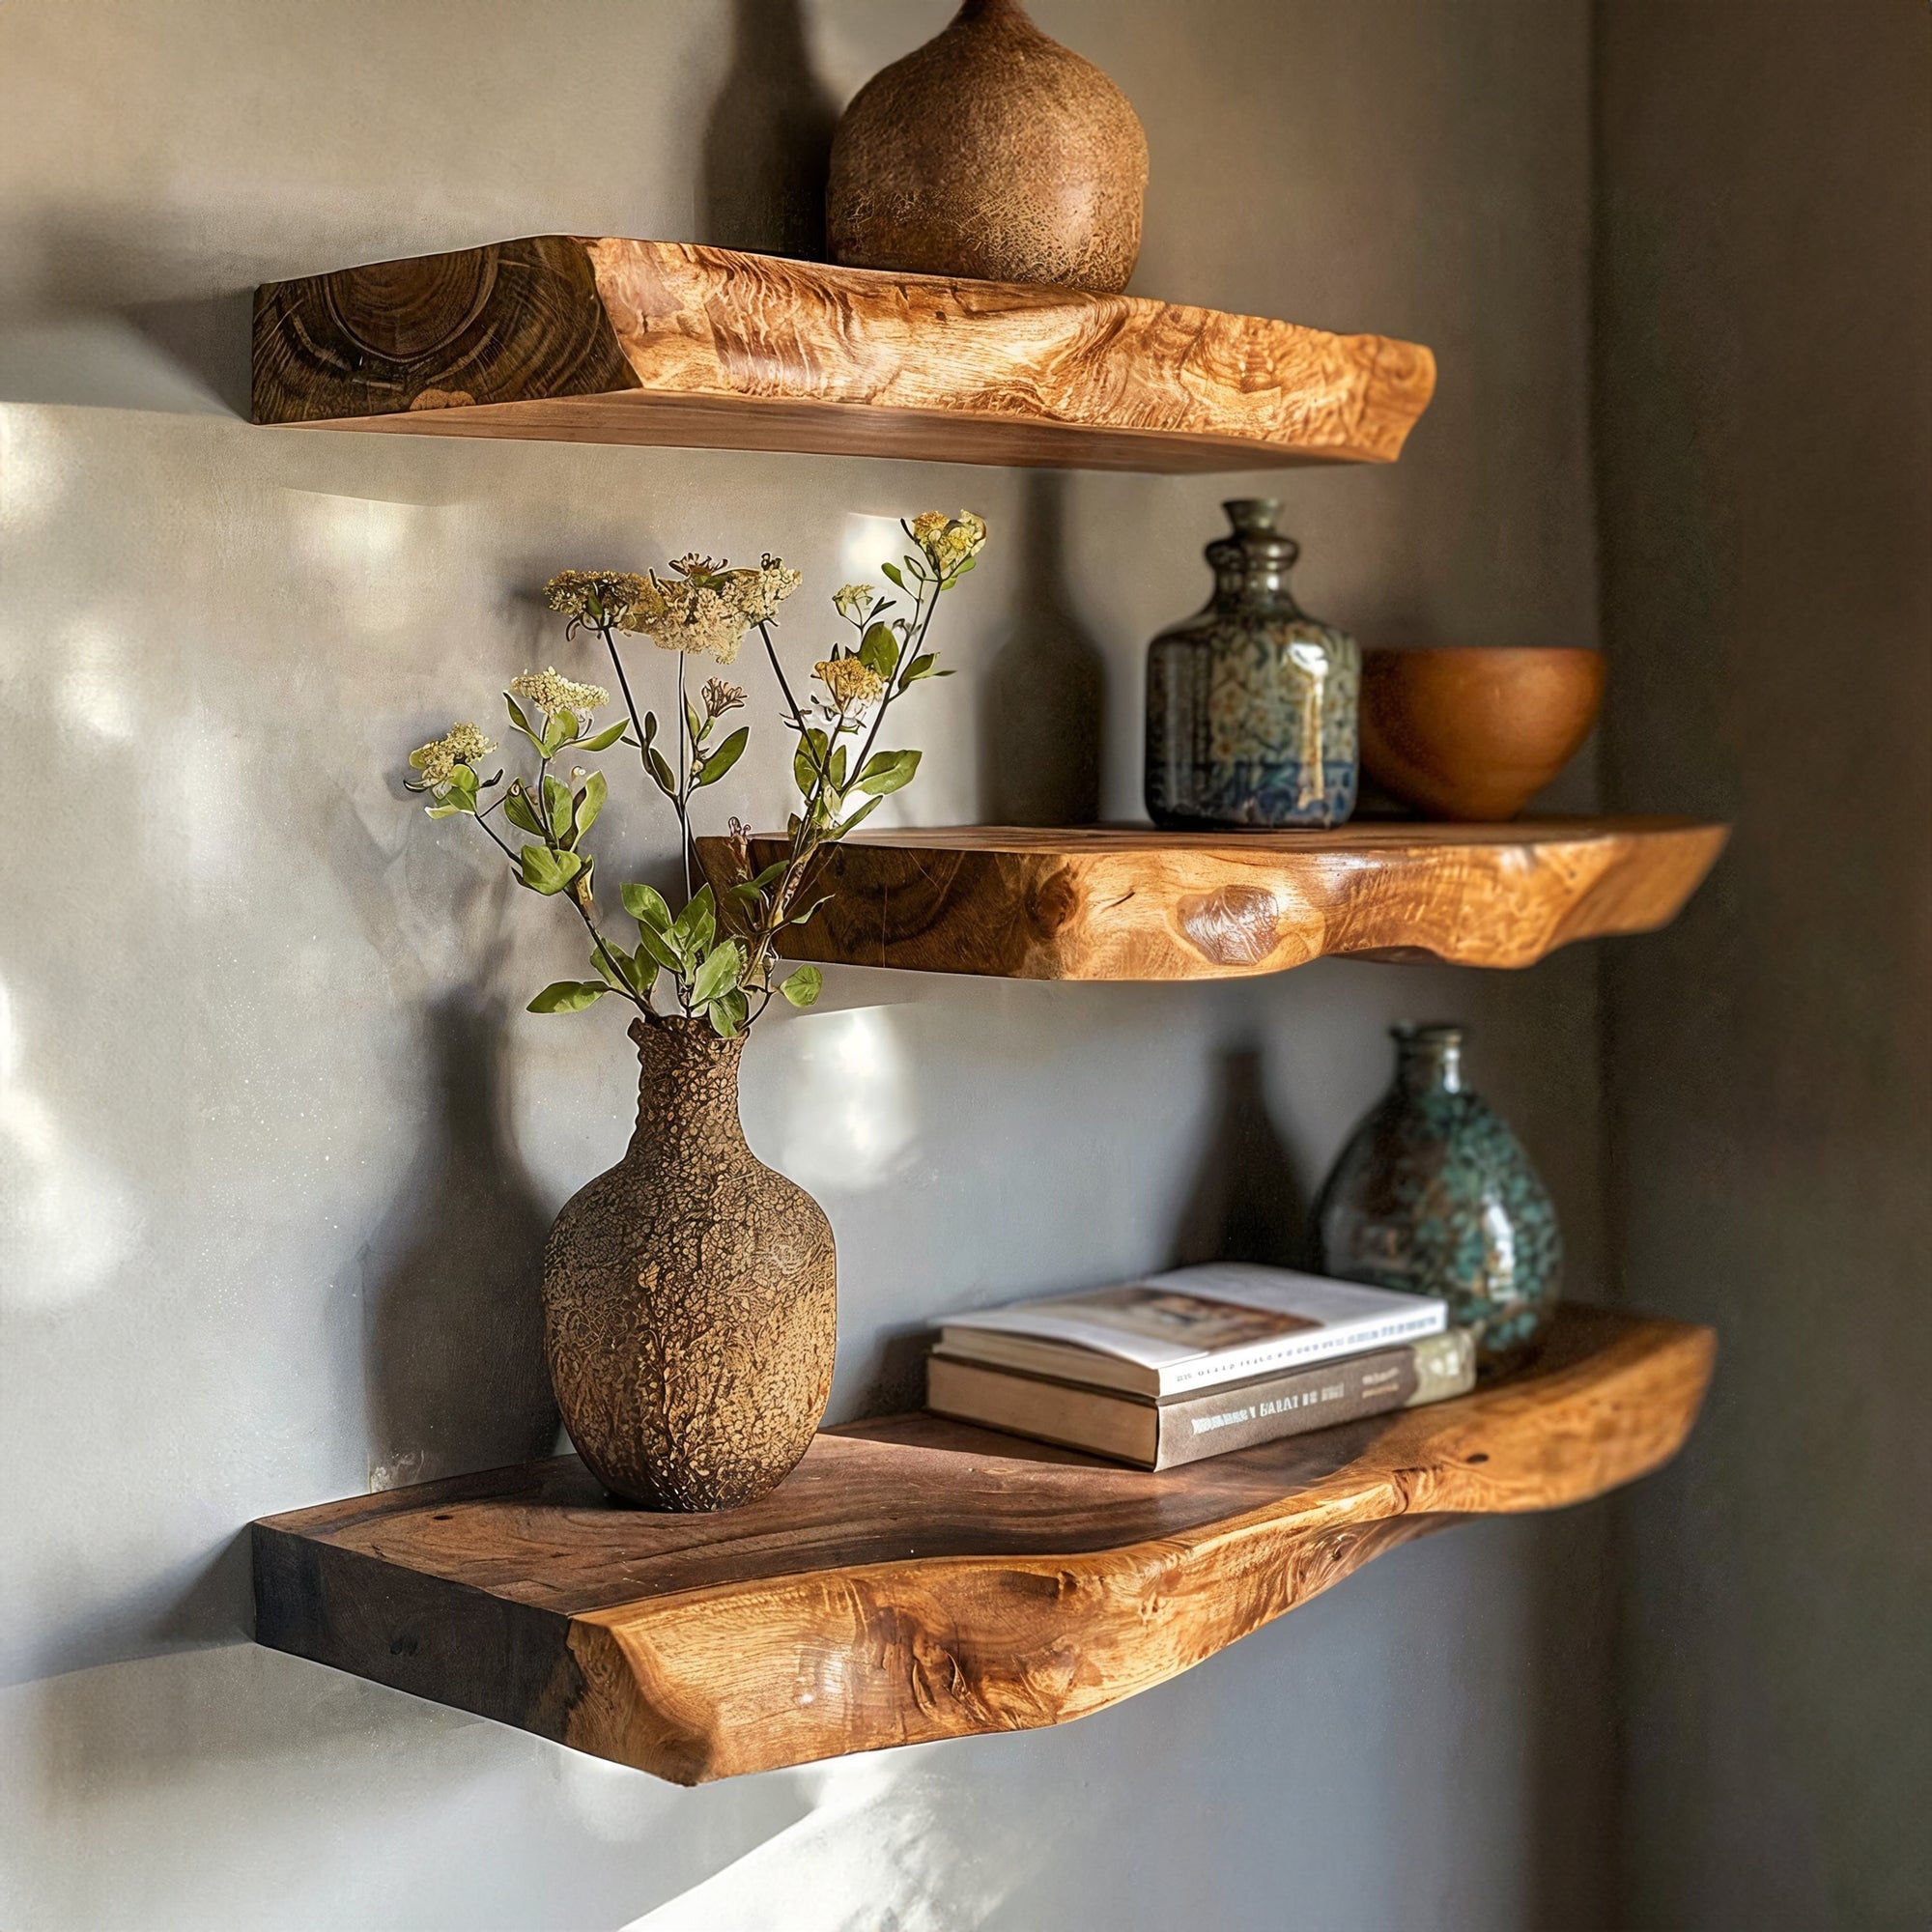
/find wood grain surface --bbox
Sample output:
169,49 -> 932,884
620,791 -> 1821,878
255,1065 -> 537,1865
253,1307 -> 1714,1783
695,818 -> 1728,981
251,236 -> 1435,471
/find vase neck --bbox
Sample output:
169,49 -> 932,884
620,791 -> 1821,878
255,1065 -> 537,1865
628,1018 -> 749,1162
1393,1023 -> 1465,1096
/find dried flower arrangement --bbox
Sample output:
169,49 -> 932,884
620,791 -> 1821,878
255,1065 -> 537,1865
406,513 -> 988,1037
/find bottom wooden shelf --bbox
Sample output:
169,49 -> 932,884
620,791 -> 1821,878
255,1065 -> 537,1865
252,1306 -> 1713,1784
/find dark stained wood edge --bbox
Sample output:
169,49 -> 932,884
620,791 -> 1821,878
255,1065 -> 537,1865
252,1522 -> 586,1743
253,236 -> 638,426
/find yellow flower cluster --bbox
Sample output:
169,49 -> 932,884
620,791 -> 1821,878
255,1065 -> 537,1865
510,667 -> 610,716
619,554 -> 802,665
541,570 -> 653,627
833,582 -> 876,621
410,723 -> 497,786
910,511 -> 988,576
813,657 -> 887,709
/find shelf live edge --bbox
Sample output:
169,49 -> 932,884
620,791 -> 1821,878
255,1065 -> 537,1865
251,1308 -> 1714,1785
695,818 -> 1729,982
249,235 -> 1435,471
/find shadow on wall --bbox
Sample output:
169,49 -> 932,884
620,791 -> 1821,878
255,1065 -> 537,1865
700,0 -> 838,259
362,993 -> 558,1490
980,470 -> 1106,825
1169,1044 -> 1311,1269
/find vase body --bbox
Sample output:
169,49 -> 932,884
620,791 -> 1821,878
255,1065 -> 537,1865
1146,500 -> 1360,829
826,0 -> 1149,294
541,1018 -> 837,1511
1316,1025 -> 1561,1371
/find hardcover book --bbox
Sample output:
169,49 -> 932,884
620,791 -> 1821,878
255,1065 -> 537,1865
927,1328 -> 1476,1470
934,1264 -> 1448,1398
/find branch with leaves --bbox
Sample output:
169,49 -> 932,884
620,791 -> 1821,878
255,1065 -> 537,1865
404,513 -> 988,1039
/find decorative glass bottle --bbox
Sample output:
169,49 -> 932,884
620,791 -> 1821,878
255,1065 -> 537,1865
1145,499 -> 1359,828
1315,1024 -> 1561,1372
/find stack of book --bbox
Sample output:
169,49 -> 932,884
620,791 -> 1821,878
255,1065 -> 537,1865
926,1263 -> 1474,1470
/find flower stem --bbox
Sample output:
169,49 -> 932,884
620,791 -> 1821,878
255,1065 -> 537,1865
675,652 -> 695,910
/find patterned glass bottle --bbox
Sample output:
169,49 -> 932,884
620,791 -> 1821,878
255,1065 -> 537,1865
1145,499 -> 1359,828
1316,1024 -> 1561,1372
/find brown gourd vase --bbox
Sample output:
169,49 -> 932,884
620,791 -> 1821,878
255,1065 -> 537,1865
541,1017 -> 837,1512
826,0 -> 1149,294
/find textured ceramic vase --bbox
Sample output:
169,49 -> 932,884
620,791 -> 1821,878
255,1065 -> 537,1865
1146,500 -> 1360,829
1316,1025 -> 1561,1372
826,0 -> 1149,293
541,1018 -> 837,1511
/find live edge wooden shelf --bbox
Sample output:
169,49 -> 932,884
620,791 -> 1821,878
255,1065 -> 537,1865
253,1308 -> 1712,1785
696,818 -> 1728,981
250,236 -> 1435,470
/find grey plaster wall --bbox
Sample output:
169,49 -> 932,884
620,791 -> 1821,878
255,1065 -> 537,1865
1594,2 -> 1932,1925
1,5 -> 1611,1927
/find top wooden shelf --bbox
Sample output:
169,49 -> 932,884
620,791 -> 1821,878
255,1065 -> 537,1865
250,235 -> 1435,471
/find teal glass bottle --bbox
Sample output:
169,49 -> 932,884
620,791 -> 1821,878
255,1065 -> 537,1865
1315,1024 -> 1561,1371
1145,499 -> 1359,828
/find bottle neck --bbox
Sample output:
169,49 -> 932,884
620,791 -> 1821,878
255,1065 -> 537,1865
1395,1029 -> 1464,1096
1211,559 -> 1304,615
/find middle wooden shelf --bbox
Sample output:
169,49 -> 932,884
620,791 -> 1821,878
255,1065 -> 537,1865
694,817 -> 1727,981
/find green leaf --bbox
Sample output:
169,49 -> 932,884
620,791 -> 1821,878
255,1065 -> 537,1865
504,694 -> 540,743
621,880 -> 674,932
519,845 -> 583,895
590,942 -> 632,989
829,743 -> 849,790
503,785 -> 545,836
780,965 -> 823,1009
527,980 -> 608,1013
574,769 -> 608,839
858,622 -> 900,680
901,653 -> 939,683
425,799 -> 467,818
540,709 -> 568,756
690,940 -> 742,1007
646,747 -> 679,797
880,560 -> 905,590
582,717 -> 629,753
790,893 -> 834,926
855,748 -> 921,797
793,727 -> 831,796
642,710 -> 660,751
832,794 -> 884,838
554,707 -> 581,745
696,725 -> 749,786
708,988 -> 751,1038
751,857 -> 788,890
542,775 -> 574,840
684,696 -> 703,747
671,884 -> 715,960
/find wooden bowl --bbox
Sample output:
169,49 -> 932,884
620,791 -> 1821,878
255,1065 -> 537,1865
1360,647 -> 1605,821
